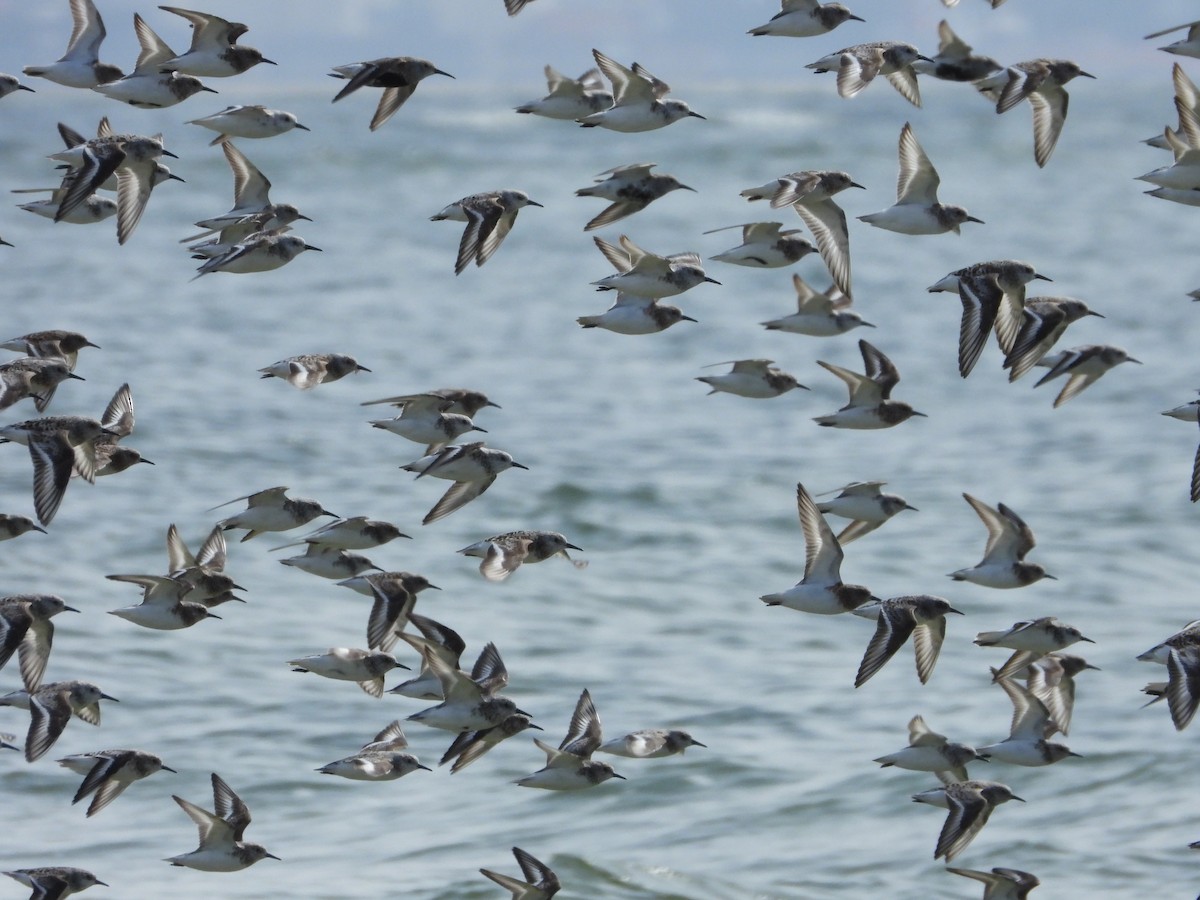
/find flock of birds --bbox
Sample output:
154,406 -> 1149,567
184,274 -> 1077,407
0,0 -> 1199,897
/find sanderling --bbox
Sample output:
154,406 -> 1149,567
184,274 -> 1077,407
94,14 -> 215,108
760,482 -> 878,614
288,647 -> 408,698
976,617 -> 1094,681
1144,65 -> 1200,149
58,749 -> 174,816
369,392 -> 485,446
912,20 -> 1001,83
596,729 -> 705,759
1146,20 -> 1200,59
259,354 -> 369,390
480,847 -> 561,899
0,358 -> 84,413
1032,344 -> 1140,407
392,613 -> 465,699
0,680 -> 118,762
516,689 -> 623,790
0,330 -> 98,371
814,339 -> 925,428
407,642 -> 523,733
851,595 -> 962,687
317,721 -> 430,781
362,388 -> 500,419
0,415 -> 117,525
23,0 -> 124,88
762,275 -> 870,338
166,524 -> 244,605
51,131 -> 176,244
431,190 -> 542,275
1025,653 -> 1097,737
1137,108 -> 1200,190
1138,620 -> 1200,665
188,104 -> 309,145
211,485 -> 338,541
913,779 -> 1024,862
330,57 -> 453,131
580,50 -> 704,131
950,494 -> 1052,589
0,514 -> 46,542
3,868 -> 106,899
516,65 -> 612,119
400,442 -> 528,525
927,260 -> 1051,378
0,73 -> 35,99
978,59 -> 1095,167
705,222 -> 816,268
158,6 -> 274,77
106,574 -> 220,630
1003,297 -> 1103,382
945,866 -> 1040,899
591,234 -> 720,298
280,545 -> 380,581
185,139 -> 309,242
15,183 -> 118,226
458,531 -> 584,582
978,676 -> 1080,765
578,293 -> 697,334
748,0 -> 863,38
0,595 -> 79,691
88,382 -> 154,477
167,772 -> 279,871
271,516 -> 409,552
576,163 -> 694,231
192,228 -> 321,279
337,569 -> 439,599
858,122 -> 982,234
816,481 -> 914,543
874,715 -> 986,783
806,41 -> 930,107
697,359 -> 807,398
440,713 -> 542,773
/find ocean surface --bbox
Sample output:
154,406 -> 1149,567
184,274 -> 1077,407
2,13 -> 1200,900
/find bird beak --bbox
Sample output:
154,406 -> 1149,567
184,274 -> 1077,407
1080,71 -> 1096,79
911,411 -> 928,417
426,584 -> 442,591
681,314 -> 698,322
1011,795 -> 1026,802
528,200 -> 545,208
1042,573 -> 1057,580
295,123 -> 311,131
849,14 -> 865,21
261,59 -> 278,66
94,881 -> 109,887
168,173 -> 186,183
201,86 -> 219,93
1078,636 -> 1096,643
679,184 -> 697,192
946,607 -> 965,615
162,149 -> 178,158
297,214 -> 314,222
1085,664 -> 1102,671
515,708 -> 534,717
917,55 -> 934,63
529,723 -> 544,731
418,763 -> 432,771
904,504 -> 918,511
305,245 -> 324,252
976,753 -> 991,761
266,852 -> 282,860
691,740 -> 707,748
357,365 -> 371,372
140,458 -> 156,466
612,772 -> 627,779
511,462 -> 530,470
64,604 -> 81,613
101,693 -> 120,702
1089,311 -> 1105,318
850,182 -> 866,189
393,660 -> 411,671
565,543 -> 583,551
435,69 -> 455,79
704,276 -> 722,285
688,111 -> 707,120
1129,357 -> 1143,364
1034,273 -> 1052,281
18,84 -> 35,92
321,509 -> 339,518
966,216 -> 985,224
163,765 -> 178,773
67,372 -> 86,381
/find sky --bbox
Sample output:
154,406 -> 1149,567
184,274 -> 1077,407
0,0 -> 1194,94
